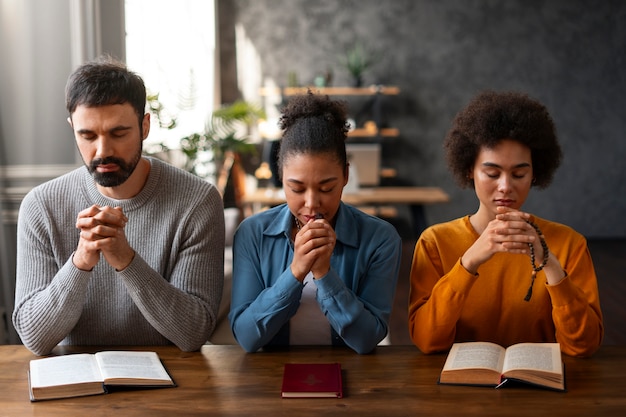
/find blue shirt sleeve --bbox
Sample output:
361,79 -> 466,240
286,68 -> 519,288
315,225 -> 402,353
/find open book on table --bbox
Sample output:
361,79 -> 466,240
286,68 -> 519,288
28,350 -> 175,401
438,342 -> 565,391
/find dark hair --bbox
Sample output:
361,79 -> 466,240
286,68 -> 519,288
65,55 -> 146,128
277,92 -> 350,179
444,90 -> 562,189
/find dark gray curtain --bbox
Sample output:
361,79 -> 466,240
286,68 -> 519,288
0,179 -> 17,344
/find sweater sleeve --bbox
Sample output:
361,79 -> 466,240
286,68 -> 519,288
119,185 -> 224,352
408,232 -> 479,353
545,232 -> 603,357
12,192 -> 93,355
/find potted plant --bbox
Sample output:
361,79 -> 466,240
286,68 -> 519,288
146,98 -> 265,179
202,100 -> 265,163
178,100 -> 265,201
341,43 -> 375,87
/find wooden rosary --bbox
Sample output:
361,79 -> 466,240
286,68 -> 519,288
524,220 -> 549,301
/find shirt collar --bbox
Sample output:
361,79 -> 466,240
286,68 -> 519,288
263,202 -> 360,248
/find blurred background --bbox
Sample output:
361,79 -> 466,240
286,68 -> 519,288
1,0 -> 624,345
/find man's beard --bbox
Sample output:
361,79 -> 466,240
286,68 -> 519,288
87,150 -> 142,187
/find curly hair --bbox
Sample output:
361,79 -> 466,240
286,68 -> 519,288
277,91 -> 350,178
444,91 -> 562,189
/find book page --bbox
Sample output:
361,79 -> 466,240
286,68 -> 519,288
30,354 -> 103,388
443,342 -> 506,372
502,343 -> 561,373
95,351 -> 172,383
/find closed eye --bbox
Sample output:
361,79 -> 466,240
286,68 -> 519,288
484,170 -> 500,178
110,127 -> 131,138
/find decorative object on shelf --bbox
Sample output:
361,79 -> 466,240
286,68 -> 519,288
287,71 -> 299,88
340,43 -> 376,87
363,120 -> 378,135
324,67 -> 333,87
314,74 -> 326,88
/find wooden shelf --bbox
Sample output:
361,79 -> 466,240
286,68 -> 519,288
259,85 -> 401,187
260,86 -> 400,96
348,127 -> 399,138
259,127 -> 398,139
243,187 -> 450,207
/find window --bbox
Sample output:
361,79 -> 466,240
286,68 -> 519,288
125,0 -> 216,150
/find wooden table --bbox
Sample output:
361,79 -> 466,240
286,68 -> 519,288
242,187 -> 450,234
1,344 -> 624,416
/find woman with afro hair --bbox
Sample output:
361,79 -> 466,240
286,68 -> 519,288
230,92 -> 401,354
408,91 -> 603,357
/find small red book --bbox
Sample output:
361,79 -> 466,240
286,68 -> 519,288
281,363 -> 343,398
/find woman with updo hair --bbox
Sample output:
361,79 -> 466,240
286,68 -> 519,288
230,92 -> 401,354
408,91 -> 603,357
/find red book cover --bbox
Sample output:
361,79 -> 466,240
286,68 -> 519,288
281,363 -> 343,398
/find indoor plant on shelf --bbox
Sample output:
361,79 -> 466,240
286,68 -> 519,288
341,43 -> 376,87
179,100 -> 265,203
146,98 -> 265,184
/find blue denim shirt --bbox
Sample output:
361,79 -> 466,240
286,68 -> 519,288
229,202 -> 402,354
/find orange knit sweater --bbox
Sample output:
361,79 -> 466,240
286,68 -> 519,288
408,215 -> 603,357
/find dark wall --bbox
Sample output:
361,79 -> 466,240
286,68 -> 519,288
219,0 -> 626,238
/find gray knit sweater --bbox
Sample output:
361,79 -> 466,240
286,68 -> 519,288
13,157 -> 224,355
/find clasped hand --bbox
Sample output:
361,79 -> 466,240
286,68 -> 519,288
462,207 -> 544,275
73,205 -> 134,271
291,219 -> 336,282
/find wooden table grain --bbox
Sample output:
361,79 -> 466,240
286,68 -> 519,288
1,344 -> 624,416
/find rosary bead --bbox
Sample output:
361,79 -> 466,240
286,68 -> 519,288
524,220 -> 549,301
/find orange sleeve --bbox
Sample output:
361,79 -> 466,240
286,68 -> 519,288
408,229 -> 478,353
545,227 -> 603,357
